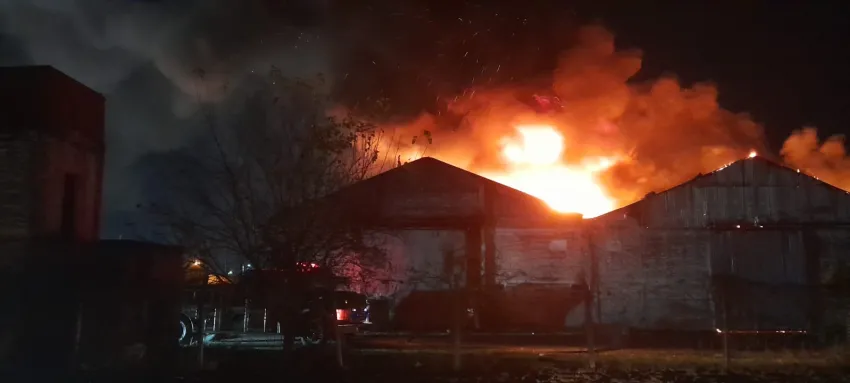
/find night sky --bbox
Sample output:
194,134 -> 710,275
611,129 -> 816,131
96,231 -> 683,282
577,1 -> 850,150
1,0 -> 849,236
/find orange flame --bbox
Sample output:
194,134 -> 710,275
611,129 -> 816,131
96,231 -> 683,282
478,125 -> 618,218
748,150 -> 757,158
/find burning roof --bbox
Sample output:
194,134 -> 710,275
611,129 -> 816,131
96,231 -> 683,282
592,153 -> 850,223
372,25 -> 850,220
325,157 -> 581,226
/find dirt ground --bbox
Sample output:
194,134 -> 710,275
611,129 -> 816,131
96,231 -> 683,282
193,348 -> 850,383
65,333 -> 850,382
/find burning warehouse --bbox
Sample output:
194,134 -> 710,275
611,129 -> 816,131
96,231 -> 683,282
332,154 -> 850,337
589,155 -> 850,334
328,157 -> 591,331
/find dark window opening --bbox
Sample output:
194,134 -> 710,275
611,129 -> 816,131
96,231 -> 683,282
61,174 -> 78,240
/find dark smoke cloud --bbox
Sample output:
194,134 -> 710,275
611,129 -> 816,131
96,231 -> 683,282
1,0 -> 582,237
371,25 -> 769,207
8,1 -> 815,232
329,1 -> 579,122
0,0 -> 332,236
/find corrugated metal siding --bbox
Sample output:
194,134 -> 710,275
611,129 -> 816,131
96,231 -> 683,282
0,135 -> 36,238
595,225 -> 849,331
590,158 -> 850,331
493,227 -> 585,285
816,229 -> 850,284
711,231 -> 807,285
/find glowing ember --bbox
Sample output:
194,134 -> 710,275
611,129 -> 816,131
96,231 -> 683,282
479,125 -> 618,218
748,150 -> 757,158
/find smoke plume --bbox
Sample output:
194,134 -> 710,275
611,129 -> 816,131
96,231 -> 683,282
781,128 -> 850,190
1,0 -> 585,233
381,25 -> 767,207
2,1 -> 846,231
0,0 -> 332,236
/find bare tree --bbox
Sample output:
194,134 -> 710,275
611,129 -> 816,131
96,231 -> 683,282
145,68 -> 396,356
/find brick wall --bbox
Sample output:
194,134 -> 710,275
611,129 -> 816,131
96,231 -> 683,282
0,66 -> 104,243
0,134 -> 37,239
0,132 -> 102,242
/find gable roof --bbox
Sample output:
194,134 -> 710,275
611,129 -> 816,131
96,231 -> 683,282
315,157 -> 573,227
595,155 -> 850,221
338,156 -> 547,201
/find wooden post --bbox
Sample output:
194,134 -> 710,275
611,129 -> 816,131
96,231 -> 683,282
445,240 -> 466,372
330,293 -> 345,368
584,283 -> 596,369
589,233 -> 601,333
482,186 -> 496,288
452,284 -> 462,372
584,228 -> 597,370
196,279 -> 208,370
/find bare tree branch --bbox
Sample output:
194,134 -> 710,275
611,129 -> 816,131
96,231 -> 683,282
145,69 -> 392,284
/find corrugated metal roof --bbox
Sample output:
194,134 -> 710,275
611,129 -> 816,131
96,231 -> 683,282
594,156 -> 850,226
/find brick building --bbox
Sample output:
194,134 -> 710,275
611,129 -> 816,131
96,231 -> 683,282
0,67 -> 182,377
0,65 -> 104,255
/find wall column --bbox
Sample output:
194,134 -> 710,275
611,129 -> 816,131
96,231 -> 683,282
483,226 -> 496,286
465,226 -> 482,288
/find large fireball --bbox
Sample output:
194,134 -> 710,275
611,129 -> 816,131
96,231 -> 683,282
376,25 -> 790,219
479,125 -> 618,218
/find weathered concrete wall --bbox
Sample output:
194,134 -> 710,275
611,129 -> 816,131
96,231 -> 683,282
494,227 -> 586,285
350,230 -> 465,300
491,226 -> 589,329
592,218 -> 715,331
355,225 -> 594,331
346,230 -> 465,331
